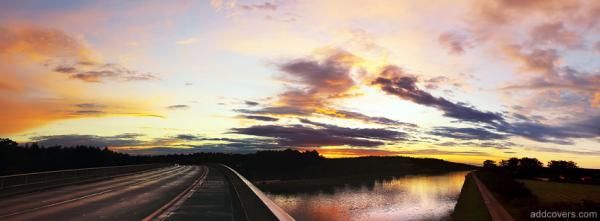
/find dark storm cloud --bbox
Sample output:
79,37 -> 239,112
372,65 -> 504,124
431,127 -> 508,140
244,100 -> 259,106
231,120 -> 406,147
242,115 -> 279,122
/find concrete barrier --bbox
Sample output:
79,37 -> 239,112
218,164 -> 295,221
0,164 -> 170,197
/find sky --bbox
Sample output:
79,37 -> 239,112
1,0 -> 600,168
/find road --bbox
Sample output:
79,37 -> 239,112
472,173 -> 515,221
0,165 -> 209,221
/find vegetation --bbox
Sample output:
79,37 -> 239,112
0,138 -> 474,183
482,157 -> 600,184
475,170 -> 538,220
451,173 -> 492,221
521,180 -> 600,204
0,138 -> 150,174
477,158 -> 600,220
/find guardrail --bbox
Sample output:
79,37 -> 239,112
0,164 -> 169,196
218,164 -> 295,221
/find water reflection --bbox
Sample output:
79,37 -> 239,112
267,171 -> 468,221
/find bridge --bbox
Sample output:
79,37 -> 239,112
0,164 -> 294,221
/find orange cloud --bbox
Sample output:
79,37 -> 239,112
0,97 -> 68,135
0,26 -> 96,62
593,92 -> 600,107
0,25 -> 161,135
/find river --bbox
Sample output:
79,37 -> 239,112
266,171 -> 469,221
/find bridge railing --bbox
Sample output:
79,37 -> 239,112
218,164 -> 295,221
0,164 -> 169,195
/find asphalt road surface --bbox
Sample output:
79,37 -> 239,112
0,165 -> 209,221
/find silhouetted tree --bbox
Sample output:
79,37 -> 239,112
483,160 -> 497,169
499,157 -> 519,170
547,160 -> 578,181
516,157 -> 543,178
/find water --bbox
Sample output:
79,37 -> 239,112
266,171 -> 469,221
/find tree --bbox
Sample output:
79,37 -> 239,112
483,160 -> 497,169
547,160 -> 578,181
547,160 -> 577,170
499,157 -> 519,170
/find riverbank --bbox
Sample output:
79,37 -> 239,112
452,173 -> 492,221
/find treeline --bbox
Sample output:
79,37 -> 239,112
482,157 -> 600,184
0,138 -> 153,174
0,138 -> 475,180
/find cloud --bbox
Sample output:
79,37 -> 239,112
242,115 -> 279,121
72,110 -> 105,115
431,127 -> 508,140
234,49 -> 358,119
30,133 -> 144,147
315,108 -> 417,127
0,26 -> 94,62
174,134 -> 202,141
236,106 -> 312,116
54,63 -> 159,83
0,26 -> 163,134
438,31 -> 471,54
503,45 -> 560,75
166,104 -> 189,110
232,119 -> 406,147
524,146 -> 600,156
395,149 -> 490,156
372,65 -> 504,124
238,50 -> 415,127
175,37 -> 200,45
277,50 -> 358,101
492,114 -> 600,145
240,2 -> 277,11
593,92 -> 600,107
244,100 -> 259,106
438,141 -> 515,150
75,103 -> 106,109
210,0 -> 236,11
529,21 -> 581,48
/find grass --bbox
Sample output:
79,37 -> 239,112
520,179 -> 600,204
452,173 -> 492,221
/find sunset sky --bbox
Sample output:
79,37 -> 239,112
1,0 -> 600,167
